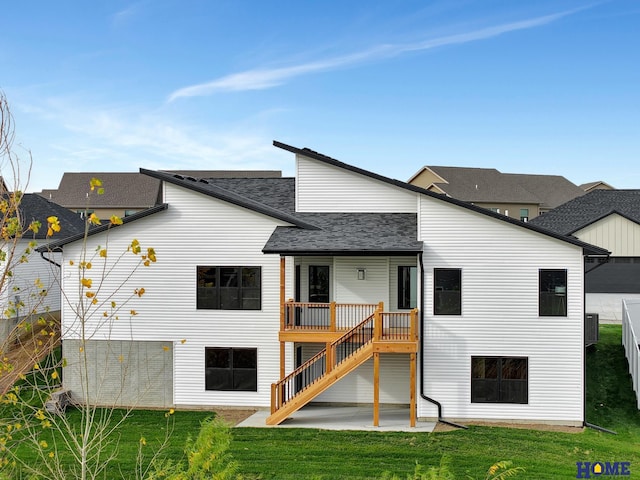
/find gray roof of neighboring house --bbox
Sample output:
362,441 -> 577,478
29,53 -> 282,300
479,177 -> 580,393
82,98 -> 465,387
579,180 -> 615,192
529,189 -> 640,235
37,172 -> 162,209
503,173 -> 586,210
426,166 -> 540,204
36,203 -> 169,251
18,193 -> 86,240
38,170 -> 283,209
414,166 -> 584,209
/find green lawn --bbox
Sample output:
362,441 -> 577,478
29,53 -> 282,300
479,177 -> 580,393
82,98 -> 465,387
2,325 -> 639,479
229,325 -> 640,479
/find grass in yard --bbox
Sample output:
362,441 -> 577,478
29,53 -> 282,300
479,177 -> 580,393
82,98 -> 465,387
3,325 -> 638,478
230,324 -> 640,479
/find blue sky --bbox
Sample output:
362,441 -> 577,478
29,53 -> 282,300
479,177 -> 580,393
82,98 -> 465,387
1,0 -> 638,193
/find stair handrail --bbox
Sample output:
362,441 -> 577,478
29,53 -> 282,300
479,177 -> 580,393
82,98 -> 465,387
272,308 -> 381,411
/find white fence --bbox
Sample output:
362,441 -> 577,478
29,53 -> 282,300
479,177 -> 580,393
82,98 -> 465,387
622,300 -> 640,409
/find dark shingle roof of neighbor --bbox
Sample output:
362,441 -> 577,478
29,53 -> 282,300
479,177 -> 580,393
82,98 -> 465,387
36,203 -> 169,251
503,173 -> 586,210
37,172 -> 162,208
37,171 -> 281,209
420,166 -> 585,209
529,189 -> 640,235
18,193 -> 86,240
426,166 -> 540,203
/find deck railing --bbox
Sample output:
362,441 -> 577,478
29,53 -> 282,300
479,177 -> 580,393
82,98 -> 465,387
271,306 -> 418,413
622,300 -> 640,409
282,301 -> 379,331
272,312 -> 376,412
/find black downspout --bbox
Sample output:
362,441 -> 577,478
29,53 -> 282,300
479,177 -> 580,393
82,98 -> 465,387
418,251 -> 468,430
583,255 -> 616,434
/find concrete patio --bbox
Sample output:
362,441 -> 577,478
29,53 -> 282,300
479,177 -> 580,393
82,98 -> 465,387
236,405 -> 436,432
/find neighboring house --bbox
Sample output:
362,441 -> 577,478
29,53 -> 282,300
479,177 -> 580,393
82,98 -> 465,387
408,166 -> 586,221
531,190 -> 640,293
38,170 -> 281,219
1,194 -> 85,341
41,142 -> 607,426
580,181 -> 615,194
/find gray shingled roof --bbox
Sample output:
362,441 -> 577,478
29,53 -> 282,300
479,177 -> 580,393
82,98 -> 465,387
263,213 -> 422,255
203,177 -> 295,214
39,171 -> 280,209
144,171 -> 420,254
38,172 -> 162,209
419,166 -> 584,209
141,170 -> 316,230
503,173 -> 586,210
529,189 -> 640,235
427,166 -> 540,203
18,194 -> 86,240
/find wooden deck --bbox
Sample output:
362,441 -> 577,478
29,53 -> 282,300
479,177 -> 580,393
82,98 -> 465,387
269,302 -> 418,426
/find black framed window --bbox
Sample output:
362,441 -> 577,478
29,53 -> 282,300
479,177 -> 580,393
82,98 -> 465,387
205,347 -> 257,391
434,268 -> 461,315
471,356 -> 528,404
197,266 -> 261,310
398,266 -> 417,309
539,269 -> 567,316
309,265 -> 329,303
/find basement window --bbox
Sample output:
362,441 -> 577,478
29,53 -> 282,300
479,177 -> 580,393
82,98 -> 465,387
471,356 -> 528,404
205,347 -> 257,391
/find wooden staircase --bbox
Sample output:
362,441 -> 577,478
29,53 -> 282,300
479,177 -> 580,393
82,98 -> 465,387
267,307 -> 417,426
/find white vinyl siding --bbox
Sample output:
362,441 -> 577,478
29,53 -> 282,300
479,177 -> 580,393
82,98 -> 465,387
295,257 -> 393,307
574,213 -> 640,257
333,257 -> 389,306
299,344 -> 411,404
60,182 -> 290,408
2,240 -> 62,316
296,155 -> 418,213
418,195 -> 585,424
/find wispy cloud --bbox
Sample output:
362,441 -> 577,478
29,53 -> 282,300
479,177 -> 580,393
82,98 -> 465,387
17,95 -> 289,193
168,8 -> 584,101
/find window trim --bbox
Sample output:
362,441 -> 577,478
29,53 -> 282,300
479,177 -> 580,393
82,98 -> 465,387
434,268 -> 462,316
205,347 -> 257,392
471,356 -> 528,404
197,266 -> 262,310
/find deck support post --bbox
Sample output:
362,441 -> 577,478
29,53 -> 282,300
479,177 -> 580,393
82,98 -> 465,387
410,352 -> 416,427
373,352 -> 380,427
279,257 -> 286,379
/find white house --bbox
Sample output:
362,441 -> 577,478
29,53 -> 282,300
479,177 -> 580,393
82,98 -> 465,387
1,194 -> 85,342
43,142 -> 608,426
